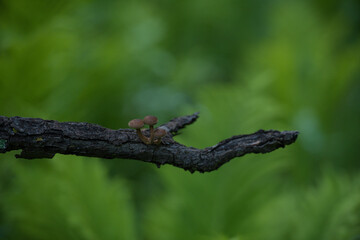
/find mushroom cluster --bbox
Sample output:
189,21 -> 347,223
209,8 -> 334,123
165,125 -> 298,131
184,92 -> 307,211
128,115 -> 167,145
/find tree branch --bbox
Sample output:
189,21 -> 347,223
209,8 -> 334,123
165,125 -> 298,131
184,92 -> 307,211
0,113 -> 298,173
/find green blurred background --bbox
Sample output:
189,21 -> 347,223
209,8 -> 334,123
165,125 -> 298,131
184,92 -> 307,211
1,0 -> 360,239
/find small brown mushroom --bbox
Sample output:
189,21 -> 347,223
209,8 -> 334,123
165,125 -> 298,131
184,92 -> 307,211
128,119 -> 150,144
153,128 -> 167,145
143,115 -> 158,144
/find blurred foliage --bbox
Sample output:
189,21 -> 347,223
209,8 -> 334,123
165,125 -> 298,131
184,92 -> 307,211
1,0 -> 360,239
0,157 -> 135,240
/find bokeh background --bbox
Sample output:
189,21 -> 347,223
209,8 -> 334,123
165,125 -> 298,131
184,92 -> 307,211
1,0 -> 360,239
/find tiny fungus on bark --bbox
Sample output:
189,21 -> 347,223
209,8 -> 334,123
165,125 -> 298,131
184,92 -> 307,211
143,115 -> 158,144
153,128 -> 167,145
128,119 -> 149,144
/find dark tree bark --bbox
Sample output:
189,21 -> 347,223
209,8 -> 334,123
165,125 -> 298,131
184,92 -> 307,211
0,113 -> 298,173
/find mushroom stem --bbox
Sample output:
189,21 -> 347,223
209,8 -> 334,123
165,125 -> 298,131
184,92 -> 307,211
143,116 -> 158,144
136,129 -> 150,144
149,125 -> 155,144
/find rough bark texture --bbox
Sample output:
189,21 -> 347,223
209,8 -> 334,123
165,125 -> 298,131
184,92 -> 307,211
0,113 -> 298,173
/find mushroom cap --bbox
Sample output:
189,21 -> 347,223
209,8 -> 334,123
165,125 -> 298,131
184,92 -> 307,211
154,128 -> 166,138
128,119 -> 144,129
143,115 -> 158,125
